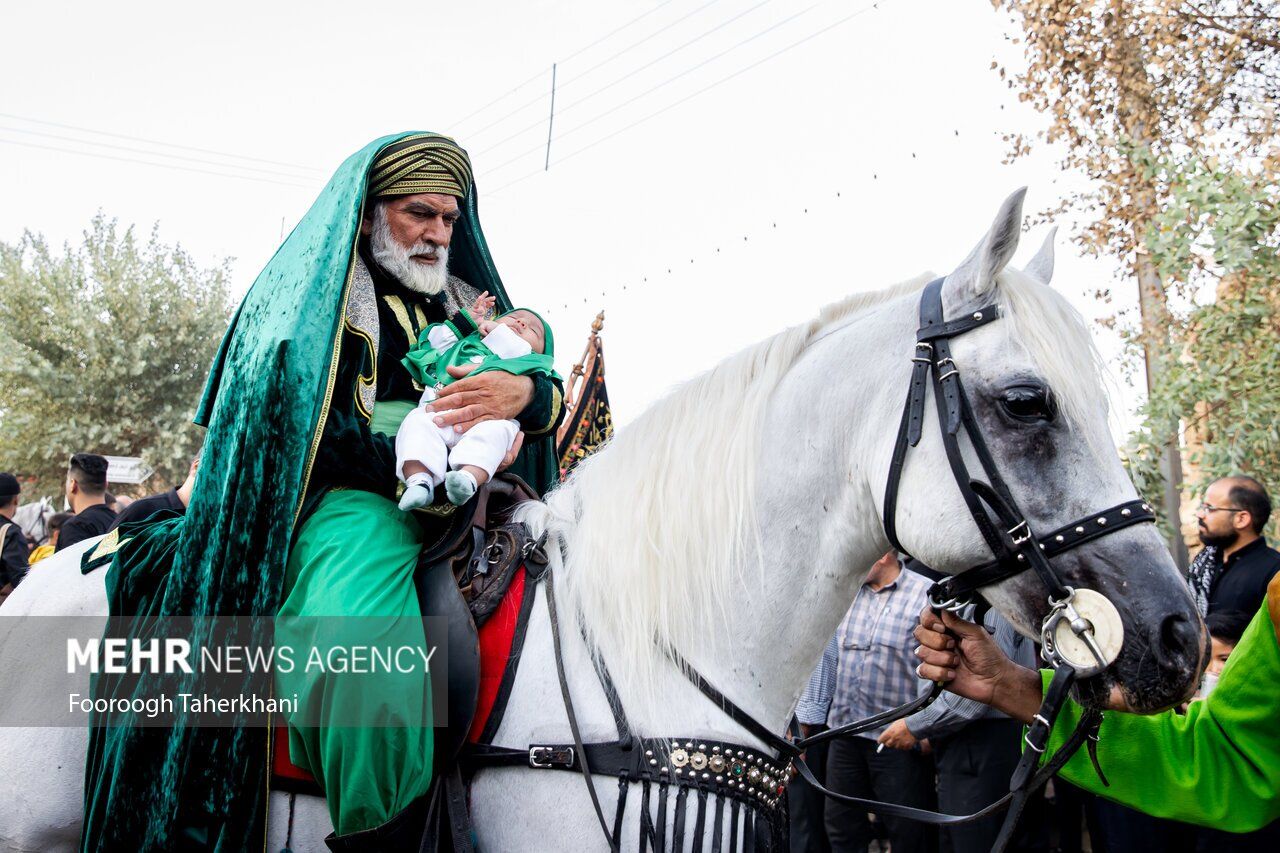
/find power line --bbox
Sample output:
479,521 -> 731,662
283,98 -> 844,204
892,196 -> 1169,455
453,0 -> 682,133
0,124 -> 325,182
487,0 -> 890,194
0,136 -> 318,190
481,0 -> 840,180
0,111 -> 322,174
474,0 -> 771,159
462,0 -> 727,143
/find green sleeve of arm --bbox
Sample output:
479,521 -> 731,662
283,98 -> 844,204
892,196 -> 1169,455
1041,604 -> 1280,831
314,327 -> 398,498
516,374 -> 565,437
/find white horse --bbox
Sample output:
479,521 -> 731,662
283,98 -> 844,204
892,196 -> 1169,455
0,191 -> 1205,852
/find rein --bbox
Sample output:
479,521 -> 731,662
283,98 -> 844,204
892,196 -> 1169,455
470,278 -> 1153,851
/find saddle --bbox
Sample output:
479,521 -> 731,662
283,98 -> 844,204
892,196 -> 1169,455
271,475 -> 545,852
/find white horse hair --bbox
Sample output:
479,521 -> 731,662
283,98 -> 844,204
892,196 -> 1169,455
1,190 -> 1204,852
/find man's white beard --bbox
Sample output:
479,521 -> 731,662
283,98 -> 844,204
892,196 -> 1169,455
370,204 -> 450,295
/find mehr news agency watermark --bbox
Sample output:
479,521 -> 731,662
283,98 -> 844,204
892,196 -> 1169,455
0,616 -> 451,727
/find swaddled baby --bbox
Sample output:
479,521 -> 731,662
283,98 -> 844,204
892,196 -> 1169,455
396,293 -> 556,508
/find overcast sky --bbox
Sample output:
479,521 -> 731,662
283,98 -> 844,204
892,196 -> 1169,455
1,0 -> 1144,437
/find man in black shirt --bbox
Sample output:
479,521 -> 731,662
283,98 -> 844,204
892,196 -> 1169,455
0,472 -> 31,591
1189,475 -> 1280,616
110,454 -> 199,529
56,453 -> 118,552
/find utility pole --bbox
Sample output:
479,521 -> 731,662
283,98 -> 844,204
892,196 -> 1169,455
545,64 -> 557,171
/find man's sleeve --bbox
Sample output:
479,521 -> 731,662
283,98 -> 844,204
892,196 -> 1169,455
1,526 -> 29,585
55,519 -> 91,552
905,690 -> 988,741
516,374 -> 565,437
313,326 -> 400,498
796,634 -> 839,726
1041,595 -> 1280,832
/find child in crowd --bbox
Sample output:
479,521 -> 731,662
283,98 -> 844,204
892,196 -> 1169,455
396,292 -> 556,508
1197,609 -> 1252,699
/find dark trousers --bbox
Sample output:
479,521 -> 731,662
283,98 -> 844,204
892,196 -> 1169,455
823,735 -> 936,853
935,718 -> 1047,853
790,737 -> 832,853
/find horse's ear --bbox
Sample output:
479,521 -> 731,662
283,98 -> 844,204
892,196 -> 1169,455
944,188 -> 1026,300
1025,226 -> 1057,286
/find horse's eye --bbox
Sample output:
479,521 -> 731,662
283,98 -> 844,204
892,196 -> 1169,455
1000,385 -> 1056,423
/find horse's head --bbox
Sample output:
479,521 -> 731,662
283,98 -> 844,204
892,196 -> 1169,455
889,189 -> 1207,713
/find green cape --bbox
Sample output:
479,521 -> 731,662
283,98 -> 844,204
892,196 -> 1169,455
81,132 -> 557,851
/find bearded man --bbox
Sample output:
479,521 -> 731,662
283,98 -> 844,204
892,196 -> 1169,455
80,133 -> 563,852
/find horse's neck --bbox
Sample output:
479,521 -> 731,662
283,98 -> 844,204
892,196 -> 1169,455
553,295 -> 917,745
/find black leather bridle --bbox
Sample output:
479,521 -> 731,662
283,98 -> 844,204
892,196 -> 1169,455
470,278 -> 1158,852
883,277 -> 1154,670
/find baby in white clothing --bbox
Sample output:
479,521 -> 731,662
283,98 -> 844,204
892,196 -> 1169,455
396,294 -> 554,508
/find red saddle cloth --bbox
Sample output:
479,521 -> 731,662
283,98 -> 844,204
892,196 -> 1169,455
270,566 -> 531,792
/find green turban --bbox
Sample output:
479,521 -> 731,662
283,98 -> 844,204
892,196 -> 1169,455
367,133 -> 473,199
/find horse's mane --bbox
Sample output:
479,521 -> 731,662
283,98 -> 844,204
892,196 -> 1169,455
518,267 -> 1106,712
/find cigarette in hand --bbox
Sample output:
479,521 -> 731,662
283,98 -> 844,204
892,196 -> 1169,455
876,743 -> 885,754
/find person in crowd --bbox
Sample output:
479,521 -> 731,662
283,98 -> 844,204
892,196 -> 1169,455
912,573 -> 1280,838
1198,609 -> 1252,699
110,453 -> 200,530
1187,475 -> 1278,617
793,637 -> 837,853
1188,608 -> 1280,852
0,472 -> 31,594
805,551 -> 936,853
57,453 -> 117,552
878,602 -> 1046,853
27,512 -> 71,565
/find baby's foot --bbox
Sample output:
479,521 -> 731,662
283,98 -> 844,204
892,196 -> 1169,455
444,470 -> 478,506
398,484 -> 433,511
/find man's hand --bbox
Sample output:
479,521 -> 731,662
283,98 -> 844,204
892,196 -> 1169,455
429,367 -> 534,433
498,431 -> 525,472
876,719 -> 919,751
914,606 -> 1043,724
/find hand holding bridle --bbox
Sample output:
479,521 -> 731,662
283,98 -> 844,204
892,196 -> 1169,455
914,606 -> 1043,725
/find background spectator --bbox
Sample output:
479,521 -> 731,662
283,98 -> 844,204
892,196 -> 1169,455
1187,476 -> 1278,617
27,512 -> 71,565
110,452 -> 200,530
57,453 -> 117,552
807,551 -> 936,853
0,472 -> 31,599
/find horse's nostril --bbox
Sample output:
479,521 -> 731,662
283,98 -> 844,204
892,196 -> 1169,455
1154,613 -> 1199,670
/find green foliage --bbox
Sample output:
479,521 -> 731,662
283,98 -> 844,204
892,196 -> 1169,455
0,215 -> 233,495
1122,152 -> 1280,539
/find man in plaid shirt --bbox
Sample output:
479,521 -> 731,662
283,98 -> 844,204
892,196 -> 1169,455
797,551 -> 936,853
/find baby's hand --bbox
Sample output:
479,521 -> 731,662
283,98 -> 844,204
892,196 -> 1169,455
468,290 -> 497,321
478,318 -> 498,335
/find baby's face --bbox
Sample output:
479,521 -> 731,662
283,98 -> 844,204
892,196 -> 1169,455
499,310 -> 546,353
